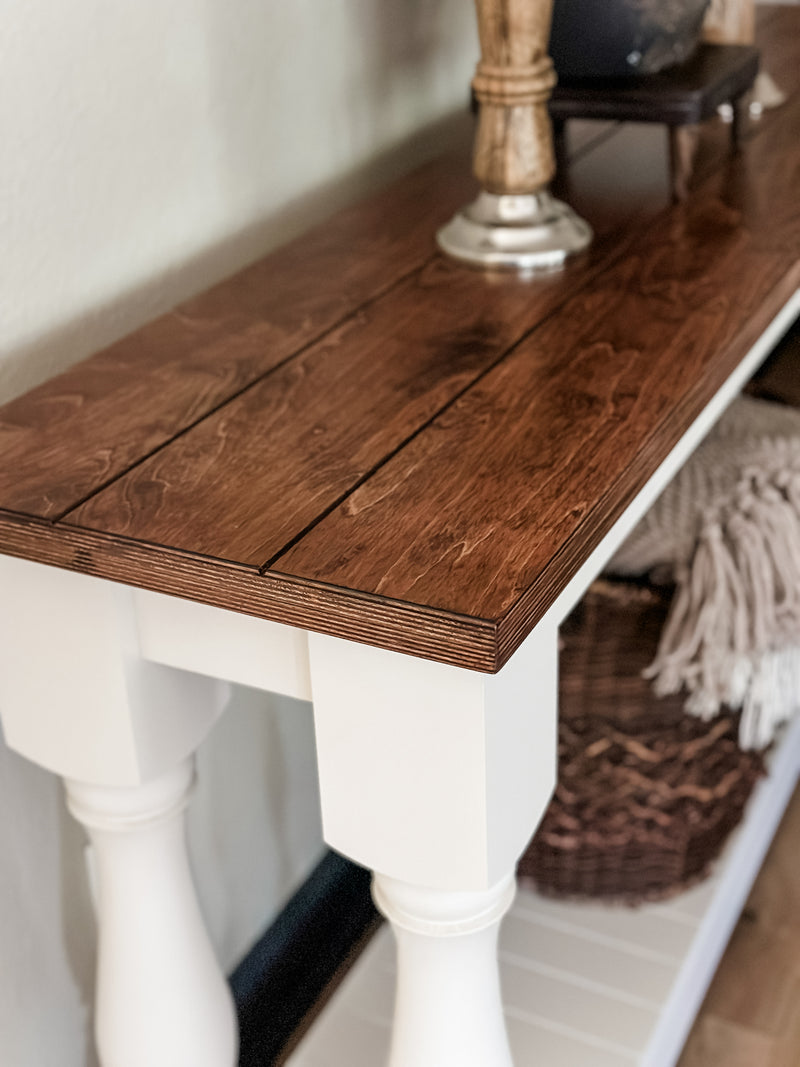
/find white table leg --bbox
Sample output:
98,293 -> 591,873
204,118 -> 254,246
308,623 -> 559,1065
0,557 -> 236,1067
374,873 -> 516,1067
65,759 -> 237,1067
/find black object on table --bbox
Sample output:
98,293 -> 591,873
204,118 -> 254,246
550,44 -> 760,200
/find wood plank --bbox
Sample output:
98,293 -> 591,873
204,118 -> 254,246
501,960 -> 660,1052
64,257 -> 598,564
0,66 -> 686,532
653,877 -> 720,923
0,152 -> 476,520
678,1017 -> 774,1067
59,18 -> 790,567
511,898 -> 697,964
768,1000 -> 800,1067
61,116 -> 694,564
273,92 -> 800,664
746,770 -> 800,926
504,1015 -> 637,1067
499,912 -> 678,1004
0,9 -> 794,674
697,919 -> 800,1035
0,513 -> 500,671
676,782 -> 800,1067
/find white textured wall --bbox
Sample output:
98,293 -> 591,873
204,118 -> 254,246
1,0 -> 475,401
0,1 -> 477,1063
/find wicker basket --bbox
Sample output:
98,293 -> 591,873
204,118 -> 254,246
517,580 -> 766,904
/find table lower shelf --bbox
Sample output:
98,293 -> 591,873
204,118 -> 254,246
287,713 -> 800,1067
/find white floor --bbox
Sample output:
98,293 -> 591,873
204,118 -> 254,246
287,715 -> 800,1067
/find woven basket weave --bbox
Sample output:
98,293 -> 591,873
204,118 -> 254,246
517,580 -> 766,903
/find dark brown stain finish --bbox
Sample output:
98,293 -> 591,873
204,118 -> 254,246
0,9 -> 796,673
0,153 -> 477,520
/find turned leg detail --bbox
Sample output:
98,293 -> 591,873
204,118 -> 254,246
0,559 -> 236,1066
374,873 -> 516,1067
66,759 -> 238,1067
308,625 -> 559,1066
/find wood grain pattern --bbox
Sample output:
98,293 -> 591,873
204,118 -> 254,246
0,8 -> 796,673
0,153 -> 475,519
59,39 -> 766,568
276,87 -> 800,659
65,228 -> 635,565
0,512 -> 499,671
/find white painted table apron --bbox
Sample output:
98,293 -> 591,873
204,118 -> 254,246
0,293 -> 797,1067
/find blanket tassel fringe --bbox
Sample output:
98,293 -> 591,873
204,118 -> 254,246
645,447 -> 800,750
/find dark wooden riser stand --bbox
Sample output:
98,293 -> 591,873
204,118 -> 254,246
550,43 -> 759,200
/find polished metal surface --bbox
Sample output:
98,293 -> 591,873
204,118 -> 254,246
436,190 -> 592,273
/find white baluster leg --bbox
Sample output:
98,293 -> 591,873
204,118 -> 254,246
0,557 -> 237,1067
373,874 -> 516,1067
65,759 -> 237,1067
308,621 -> 559,1066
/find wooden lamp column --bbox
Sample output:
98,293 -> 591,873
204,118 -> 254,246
438,0 -> 591,271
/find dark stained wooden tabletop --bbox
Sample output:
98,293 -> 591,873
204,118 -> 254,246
0,7 -> 798,672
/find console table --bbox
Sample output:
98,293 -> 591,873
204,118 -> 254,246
0,7 -> 797,1066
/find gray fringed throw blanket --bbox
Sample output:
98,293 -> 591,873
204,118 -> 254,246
609,395 -> 800,750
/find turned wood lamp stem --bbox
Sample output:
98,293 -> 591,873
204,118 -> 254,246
472,0 -> 557,194
437,0 -> 591,271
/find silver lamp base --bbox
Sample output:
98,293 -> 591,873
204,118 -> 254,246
436,190 -> 592,273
